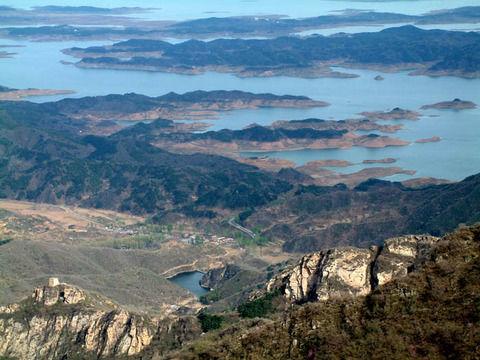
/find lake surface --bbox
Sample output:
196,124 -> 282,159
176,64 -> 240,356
297,22 -> 480,36
241,108 -> 480,182
168,271 -> 209,297
1,0 -> 479,183
1,39 -> 479,182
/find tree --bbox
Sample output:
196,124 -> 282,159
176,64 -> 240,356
197,311 -> 223,332
237,291 -> 278,318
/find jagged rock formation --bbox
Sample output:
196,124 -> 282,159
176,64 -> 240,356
200,264 -> 241,290
373,235 -> 438,286
0,309 -> 155,359
169,226 -> 480,359
266,235 -> 438,302
0,278 -> 198,360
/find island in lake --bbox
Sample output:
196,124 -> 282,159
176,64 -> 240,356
360,107 -> 421,121
271,118 -> 403,133
0,85 -> 75,101
0,45 -> 20,58
421,98 -> 477,110
416,136 -> 441,143
363,158 -> 397,164
64,26 -> 480,78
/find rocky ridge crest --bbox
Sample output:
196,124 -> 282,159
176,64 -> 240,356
266,235 -> 439,302
0,278 -> 197,359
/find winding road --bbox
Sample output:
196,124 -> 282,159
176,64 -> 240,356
228,218 -> 256,239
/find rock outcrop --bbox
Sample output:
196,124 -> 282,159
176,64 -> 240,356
266,235 -> 439,303
0,308 -> 155,359
0,278 -> 198,360
32,277 -> 86,306
373,235 -> 438,286
200,264 -> 241,290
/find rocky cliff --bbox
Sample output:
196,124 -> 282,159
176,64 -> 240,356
168,226 -> 480,359
266,235 -> 439,302
0,278 -> 199,360
200,264 -> 241,290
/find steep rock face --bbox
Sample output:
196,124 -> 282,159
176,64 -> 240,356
373,235 -> 438,286
267,235 -> 439,303
0,278 -> 194,360
200,264 -> 241,290
267,247 -> 375,302
0,308 -> 155,359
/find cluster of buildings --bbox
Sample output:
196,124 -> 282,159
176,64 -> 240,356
179,233 -> 236,246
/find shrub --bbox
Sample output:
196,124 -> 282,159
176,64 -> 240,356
237,291 -> 278,318
199,290 -> 221,305
197,311 -> 224,332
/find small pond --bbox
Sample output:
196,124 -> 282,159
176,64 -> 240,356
168,271 -> 209,297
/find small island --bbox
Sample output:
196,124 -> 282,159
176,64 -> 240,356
360,107 -> 421,121
301,160 -> 354,168
0,45 -> 21,58
415,136 -> 441,143
271,118 -> 403,133
421,98 -> 477,110
0,86 -> 75,100
374,75 -> 385,81
362,158 -> 396,164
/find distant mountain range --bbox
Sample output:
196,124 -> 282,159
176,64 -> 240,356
1,6 -> 479,39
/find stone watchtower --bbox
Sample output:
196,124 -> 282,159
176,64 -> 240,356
48,277 -> 60,287
33,277 -> 86,306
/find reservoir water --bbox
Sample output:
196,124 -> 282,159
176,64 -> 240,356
1,1 -> 479,183
1,38 -> 479,181
168,271 -> 209,297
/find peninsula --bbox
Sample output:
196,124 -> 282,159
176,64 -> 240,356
0,86 -> 75,100
64,26 -> 480,78
45,90 -> 327,123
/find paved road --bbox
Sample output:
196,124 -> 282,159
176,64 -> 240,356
228,218 -> 256,239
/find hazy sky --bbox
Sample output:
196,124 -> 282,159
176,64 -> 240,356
3,0 -> 479,20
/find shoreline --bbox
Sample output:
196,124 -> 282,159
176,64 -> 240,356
0,88 -> 75,101
71,60 -> 480,79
